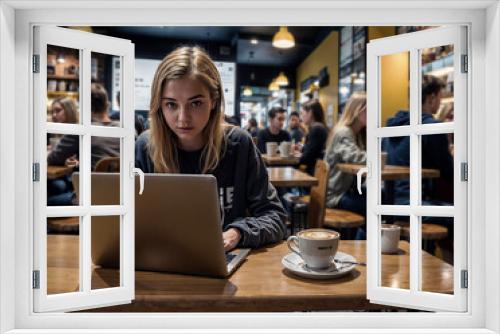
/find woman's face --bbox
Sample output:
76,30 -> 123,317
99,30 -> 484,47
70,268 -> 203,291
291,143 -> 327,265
51,102 -> 66,123
358,106 -> 367,128
300,108 -> 312,125
161,75 -> 215,151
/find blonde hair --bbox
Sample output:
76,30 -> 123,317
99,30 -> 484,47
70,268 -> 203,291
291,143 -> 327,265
52,97 -> 79,124
148,46 -> 226,173
328,91 -> 367,149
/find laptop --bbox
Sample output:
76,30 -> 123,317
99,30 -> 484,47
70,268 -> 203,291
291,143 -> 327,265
73,172 -> 250,278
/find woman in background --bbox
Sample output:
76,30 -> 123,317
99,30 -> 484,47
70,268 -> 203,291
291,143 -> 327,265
324,91 -> 367,216
47,97 -> 79,206
298,99 -> 328,176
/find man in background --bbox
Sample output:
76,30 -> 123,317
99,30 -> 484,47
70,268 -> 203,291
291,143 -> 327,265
288,111 -> 305,143
256,106 -> 291,153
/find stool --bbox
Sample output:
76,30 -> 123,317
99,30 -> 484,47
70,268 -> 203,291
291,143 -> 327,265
48,217 -> 79,234
394,221 -> 448,254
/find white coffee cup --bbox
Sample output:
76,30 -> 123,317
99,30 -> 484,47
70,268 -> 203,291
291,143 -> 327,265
279,141 -> 292,158
266,142 -> 278,156
287,229 -> 340,269
381,224 -> 401,254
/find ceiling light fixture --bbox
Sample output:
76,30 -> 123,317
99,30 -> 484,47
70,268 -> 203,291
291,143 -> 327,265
272,26 -> 295,49
250,38 -> 258,45
275,71 -> 289,86
243,86 -> 253,96
268,79 -> 280,92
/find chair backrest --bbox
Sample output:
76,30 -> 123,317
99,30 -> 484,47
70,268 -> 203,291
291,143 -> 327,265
307,159 -> 329,228
94,157 -> 120,172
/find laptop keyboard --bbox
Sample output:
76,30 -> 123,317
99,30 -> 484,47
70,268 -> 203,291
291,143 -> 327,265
225,253 -> 237,264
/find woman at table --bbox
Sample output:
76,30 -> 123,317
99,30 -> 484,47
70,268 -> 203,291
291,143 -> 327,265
47,97 -> 79,206
135,46 -> 287,251
324,91 -> 367,217
297,99 -> 328,176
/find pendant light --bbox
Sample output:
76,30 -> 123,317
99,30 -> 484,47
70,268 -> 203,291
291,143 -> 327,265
275,71 -> 289,86
268,79 -> 280,92
243,86 -> 253,96
272,26 -> 295,49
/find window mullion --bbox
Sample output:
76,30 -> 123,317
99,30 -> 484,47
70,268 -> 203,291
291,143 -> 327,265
409,48 -> 420,294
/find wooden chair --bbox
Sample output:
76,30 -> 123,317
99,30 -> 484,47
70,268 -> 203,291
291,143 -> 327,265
95,157 -> 120,172
291,159 -> 365,238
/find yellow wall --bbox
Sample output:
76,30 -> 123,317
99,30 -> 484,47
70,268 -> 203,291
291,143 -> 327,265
368,27 -> 409,126
295,27 -> 407,127
380,52 -> 409,127
296,31 -> 339,126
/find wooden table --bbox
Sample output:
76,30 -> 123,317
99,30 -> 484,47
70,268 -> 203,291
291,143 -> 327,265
267,167 -> 318,187
47,235 -> 453,312
47,165 -> 74,180
336,163 -> 440,180
262,154 -> 300,166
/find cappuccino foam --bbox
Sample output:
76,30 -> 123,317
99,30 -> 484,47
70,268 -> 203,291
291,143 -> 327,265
301,230 -> 337,240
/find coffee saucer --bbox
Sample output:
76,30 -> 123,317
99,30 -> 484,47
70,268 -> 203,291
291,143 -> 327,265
281,251 -> 357,280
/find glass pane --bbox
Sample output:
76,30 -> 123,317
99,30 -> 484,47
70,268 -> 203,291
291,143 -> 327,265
91,216 -> 121,290
421,45 -> 454,123
47,45 -> 80,124
47,216 -> 80,295
420,216 -> 454,294
91,52 -> 120,127
380,215 -> 409,290
380,136 -> 410,205
47,133 -> 80,206
379,51 -> 410,128
91,137 -> 121,205
421,134 -> 454,206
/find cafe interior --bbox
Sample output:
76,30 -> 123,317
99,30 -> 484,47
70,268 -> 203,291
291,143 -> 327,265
45,25 -> 457,313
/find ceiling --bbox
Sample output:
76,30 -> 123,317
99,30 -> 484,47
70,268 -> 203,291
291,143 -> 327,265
93,26 -> 336,67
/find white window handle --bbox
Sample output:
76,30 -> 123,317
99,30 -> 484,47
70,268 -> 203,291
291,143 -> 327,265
130,163 -> 144,195
356,163 -> 371,195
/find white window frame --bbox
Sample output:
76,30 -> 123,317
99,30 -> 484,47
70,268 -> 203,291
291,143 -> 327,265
0,1 -> 498,333
366,26 -> 468,312
32,26 -> 136,312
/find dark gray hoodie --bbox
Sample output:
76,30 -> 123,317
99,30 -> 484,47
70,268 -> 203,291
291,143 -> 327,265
135,127 -> 287,248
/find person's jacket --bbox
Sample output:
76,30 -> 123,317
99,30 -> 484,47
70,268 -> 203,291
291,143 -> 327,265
384,111 -> 453,205
135,127 -> 287,249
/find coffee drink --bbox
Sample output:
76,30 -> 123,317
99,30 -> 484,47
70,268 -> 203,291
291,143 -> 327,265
266,142 -> 278,157
301,230 -> 337,240
287,229 -> 340,269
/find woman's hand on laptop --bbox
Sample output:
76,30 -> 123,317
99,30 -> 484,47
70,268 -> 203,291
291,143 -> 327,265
223,228 -> 241,251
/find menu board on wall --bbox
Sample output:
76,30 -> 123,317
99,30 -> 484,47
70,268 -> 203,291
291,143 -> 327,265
215,61 -> 236,117
134,58 -> 160,111
120,58 -> 236,115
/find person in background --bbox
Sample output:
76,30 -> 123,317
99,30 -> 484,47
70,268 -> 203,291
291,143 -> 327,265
47,97 -> 79,206
48,83 -> 121,170
384,75 -> 454,245
135,46 -> 287,251
297,99 -> 328,175
50,96 -> 78,124
385,75 -> 453,206
324,92 -> 367,216
288,111 -> 304,144
245,118 -> 259,138
256,106 -> 291,153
